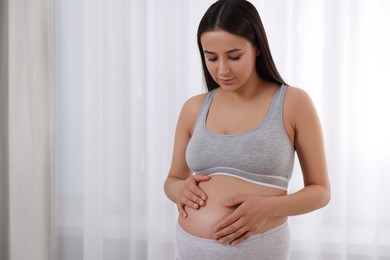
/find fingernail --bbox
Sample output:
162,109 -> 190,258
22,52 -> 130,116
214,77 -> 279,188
218,239 -> 224,243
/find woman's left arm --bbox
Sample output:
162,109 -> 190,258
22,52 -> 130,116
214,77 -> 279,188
212,87 -> 331,245
273,87 -> 331,215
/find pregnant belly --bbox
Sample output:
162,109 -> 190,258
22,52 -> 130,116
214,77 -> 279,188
178,174 -> 287,239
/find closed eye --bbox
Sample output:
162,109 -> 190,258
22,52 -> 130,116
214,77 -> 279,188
203,49 -> 243,62
207,57 -> 218,62
206,56 -> 241,62
230,56 -> 241,61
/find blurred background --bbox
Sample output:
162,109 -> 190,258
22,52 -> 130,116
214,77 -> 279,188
1,0 -> 390,259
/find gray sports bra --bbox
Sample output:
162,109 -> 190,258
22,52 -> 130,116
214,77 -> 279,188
185,84 -> 295,191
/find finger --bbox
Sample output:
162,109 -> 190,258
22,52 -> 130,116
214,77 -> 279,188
184,188 -> 204,207
188,184 -> 207,202
177,203 -> 187,218
230,231 -> 252,246
213,216 -> 242,240
193,175 -> 211,200
188,192 -> 205,206
213,211 -> 241,233
216,225 -> 248,244
182,197 -> 200,210
192,174 -> 211,182
223,195 -> 247,207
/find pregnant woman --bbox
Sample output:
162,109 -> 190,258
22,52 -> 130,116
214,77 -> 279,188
164,1 -> 330,259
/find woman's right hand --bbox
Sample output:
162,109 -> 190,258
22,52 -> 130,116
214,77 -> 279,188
176,175 -> 211,218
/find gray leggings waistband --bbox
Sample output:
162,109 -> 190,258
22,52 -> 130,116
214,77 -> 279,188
176,222 -> 290,260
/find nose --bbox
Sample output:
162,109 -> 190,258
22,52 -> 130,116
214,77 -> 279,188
218,59 -> 230,75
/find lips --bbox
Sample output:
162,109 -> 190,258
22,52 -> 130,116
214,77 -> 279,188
218,78 -> 235,85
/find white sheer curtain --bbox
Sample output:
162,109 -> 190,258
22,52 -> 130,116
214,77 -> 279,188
54,1 -> 390,260
54,0 -> 196,259
266,1 -> 390,259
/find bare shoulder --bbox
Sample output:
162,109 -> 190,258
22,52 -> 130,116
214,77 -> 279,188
284,85 -> 319,130
181,93 -> 208,116
285,86 -> 313,105
178,92 -> 208,134
181,93 -> 207,119
284,86 -> 316,114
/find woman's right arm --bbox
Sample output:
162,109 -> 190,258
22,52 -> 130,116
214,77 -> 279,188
164,95 -> 210,218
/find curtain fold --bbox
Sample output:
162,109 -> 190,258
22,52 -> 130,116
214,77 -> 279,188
0,0 -> 9,259
7,0 -> 54,260
83,0 -> 104,259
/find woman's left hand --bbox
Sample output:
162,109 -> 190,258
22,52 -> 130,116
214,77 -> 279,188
212,194 -> 275,246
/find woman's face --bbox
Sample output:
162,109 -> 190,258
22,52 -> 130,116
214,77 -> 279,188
200,30 -> 259,91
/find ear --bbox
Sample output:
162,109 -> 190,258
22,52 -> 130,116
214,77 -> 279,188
256,49 -> 261,56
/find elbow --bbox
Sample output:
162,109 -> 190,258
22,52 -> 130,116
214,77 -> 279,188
320,184 -> 331,208
163,178 -> 171,199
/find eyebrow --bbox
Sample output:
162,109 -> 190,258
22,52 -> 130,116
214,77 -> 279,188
203,48 -> 242,55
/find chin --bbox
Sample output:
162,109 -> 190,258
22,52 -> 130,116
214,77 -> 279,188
219,84 -> 241,91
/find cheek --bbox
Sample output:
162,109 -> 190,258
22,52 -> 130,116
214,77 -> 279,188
229,62 -> 246,77
239,59 -> 256,77
205,62 -> 218,76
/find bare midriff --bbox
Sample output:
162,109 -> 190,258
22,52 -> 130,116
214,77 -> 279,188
178,174 -> 287,239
